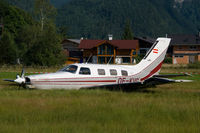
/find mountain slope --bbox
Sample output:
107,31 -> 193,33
4,0 -> 200,39
57,0 -> 197,39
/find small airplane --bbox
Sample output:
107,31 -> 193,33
4,38 -> 192,90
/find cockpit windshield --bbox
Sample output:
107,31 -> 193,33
59,65 -> 78,73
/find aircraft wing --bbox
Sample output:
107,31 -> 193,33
3,79 -> 15,82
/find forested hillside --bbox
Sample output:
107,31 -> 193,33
57,0 -> 198,38
0,0 -> 65,66
5,0 -> 200,39
6,0 -> 70,9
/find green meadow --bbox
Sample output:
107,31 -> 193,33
0,68 -> 200,133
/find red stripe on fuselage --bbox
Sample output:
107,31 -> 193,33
33,80 -> 116,83
140,61 -> 163,81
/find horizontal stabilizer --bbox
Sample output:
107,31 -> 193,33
175,80 -> 193,83
145,77 -> 193,85
153,73 -> 191,78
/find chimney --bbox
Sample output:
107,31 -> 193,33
108,34 -> 113,40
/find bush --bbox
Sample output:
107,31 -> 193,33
164,57 -> 172,64
187,62 -> 200,69
135,55 -> 144,63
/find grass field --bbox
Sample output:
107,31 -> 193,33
0,67 -> 200,133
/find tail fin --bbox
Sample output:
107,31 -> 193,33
136,38 -> 171,81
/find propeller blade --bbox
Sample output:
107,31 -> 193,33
20,68 -> 25,78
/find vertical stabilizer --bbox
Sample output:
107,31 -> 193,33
135,38 -> 171,81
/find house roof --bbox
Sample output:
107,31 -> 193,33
134,36 -> 155,44
62,39 -> 81,44
169,34 -> 200,45
79,40 -> 139,49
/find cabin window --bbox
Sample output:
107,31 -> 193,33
110,69 -> 117,75
121,70 -> 128,76
79,67 -> 91,75
59,65 -> 78,73
98,69 -> 105,75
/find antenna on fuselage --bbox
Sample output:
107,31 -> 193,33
86,53 -> 92,64
107,55 -> 113,65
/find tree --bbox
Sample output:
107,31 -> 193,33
121,20 -> 134,40
16,0 -> 66,66
0,31 -> 17,64
34,0 -> 56,31
22,23 -> 66,66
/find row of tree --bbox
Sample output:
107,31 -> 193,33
0,0 -> 65,66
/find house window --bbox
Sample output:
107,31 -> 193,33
178,46 -> 183,50
110,69 -> 117,75
98,44 -> 114,55
79,67 -> 91,75
132,51 -> 137,55
139,49 -> 147,55
98,57 -> 106,64
121,70 -> 128,76
107,44 -> 114,55
122,57 -> 130,63
98,45 -> 106,55
97,44 -> 114,64
106,57 -> 114,64
190,46 -> 197,50
175,55 -> 184,58
98,69 -> 105,75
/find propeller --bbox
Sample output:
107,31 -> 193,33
4,68 -> 26,88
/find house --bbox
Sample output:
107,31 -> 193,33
79,38 -> 139,64
61,39 -> 82,57
134,36 -> 155,55
169,34 -> 200,64
61,39 -> 83,64
62,36 -> 155,64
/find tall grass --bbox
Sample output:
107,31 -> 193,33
0,71 -> 200,132
187,62 -> 200,69
0,87 -> 200,133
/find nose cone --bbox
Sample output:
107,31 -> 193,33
14,77 -> 25,84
